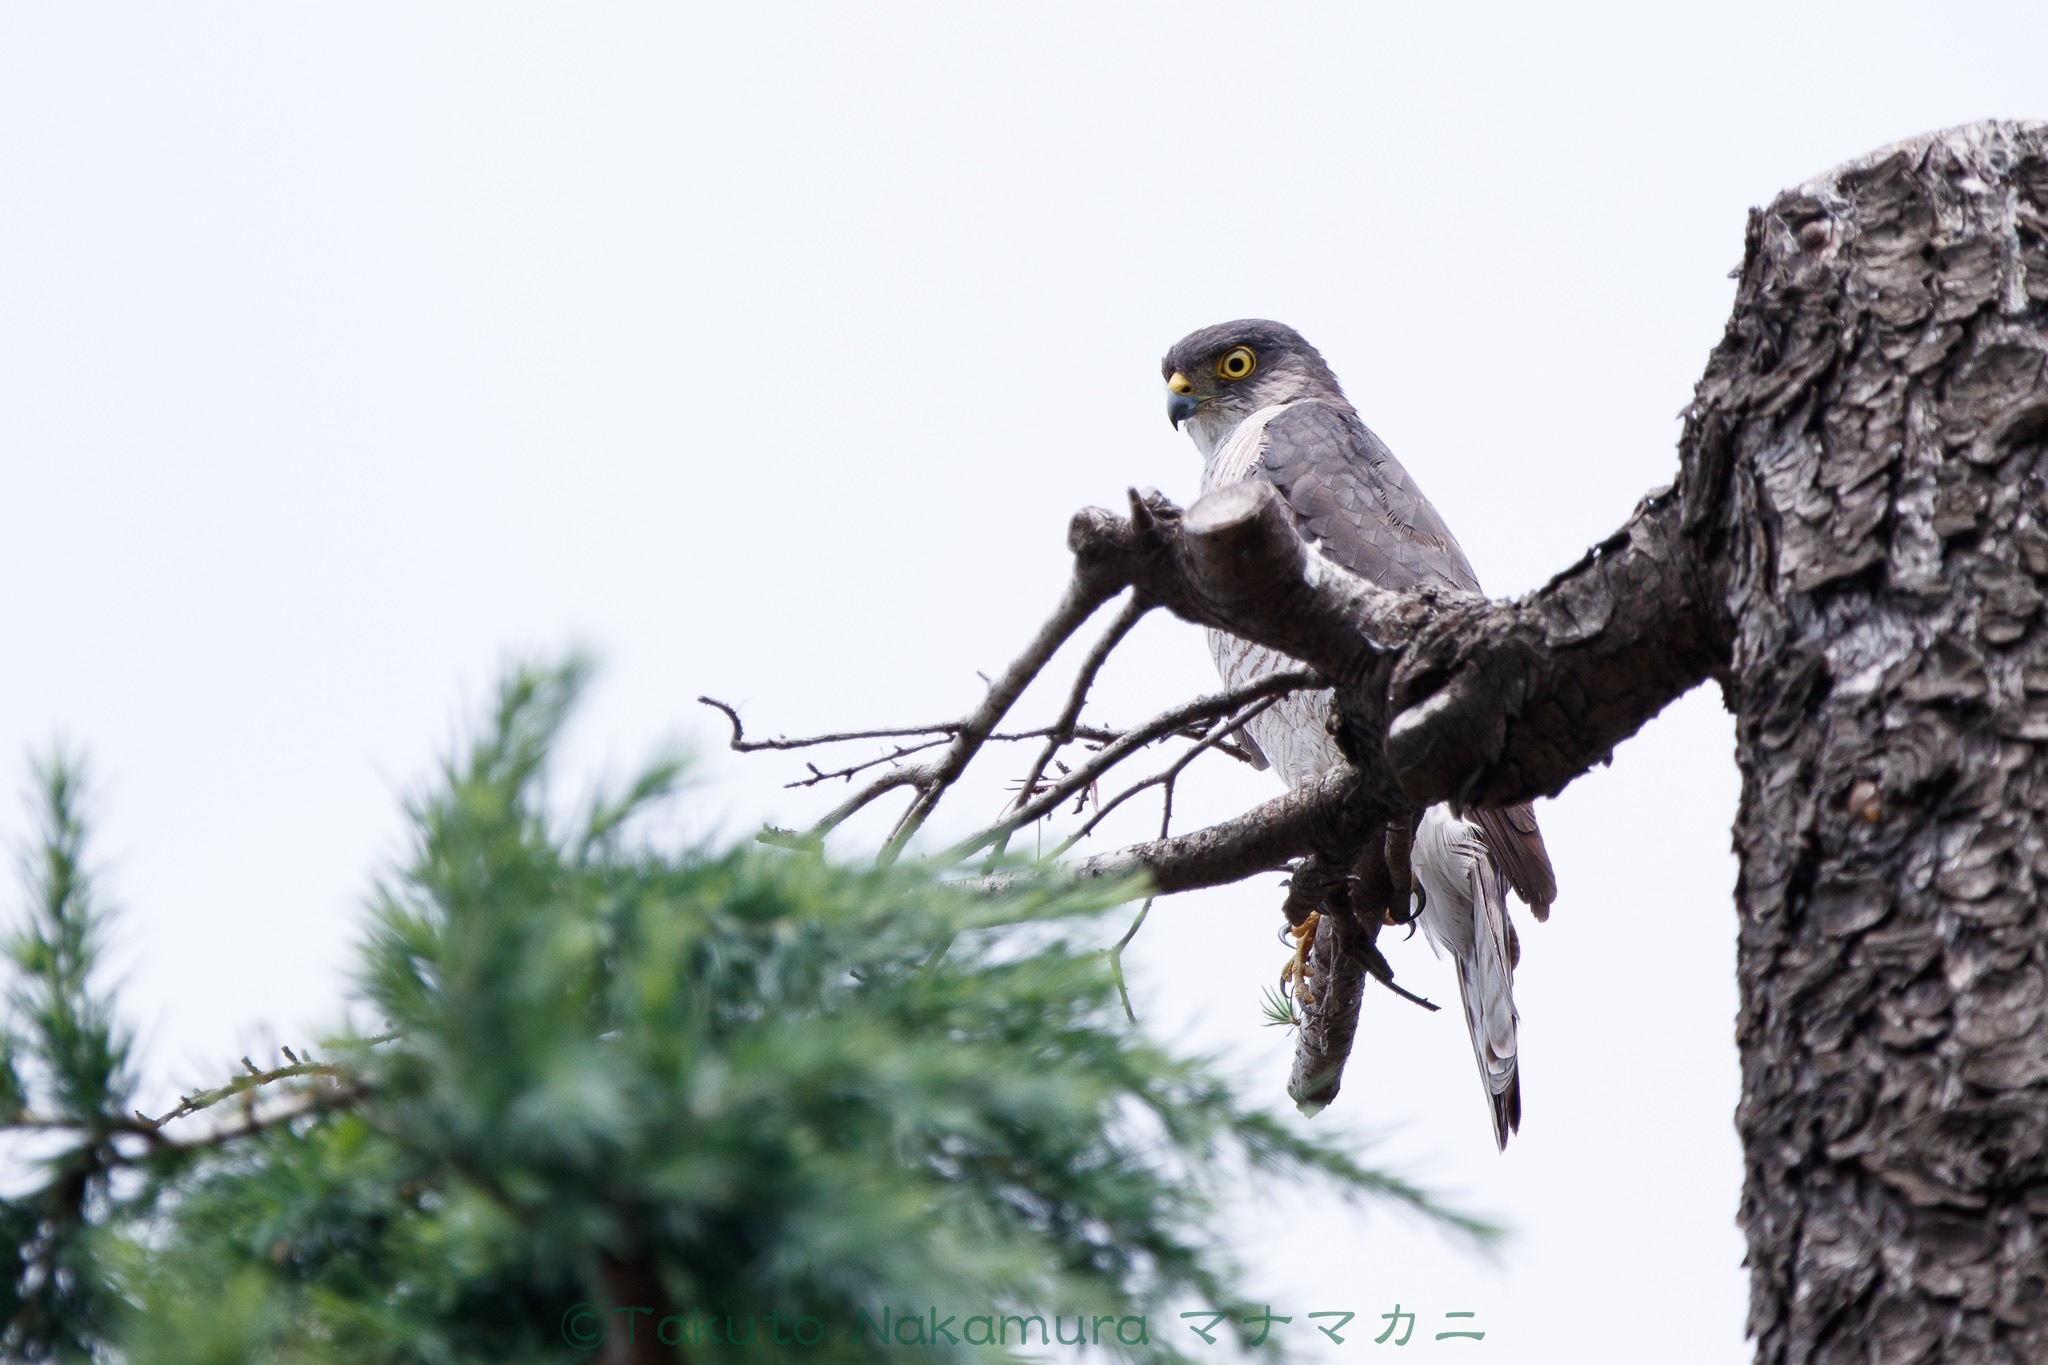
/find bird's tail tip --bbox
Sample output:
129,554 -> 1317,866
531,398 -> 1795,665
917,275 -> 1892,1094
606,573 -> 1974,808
1490,1069 -> 1523,1151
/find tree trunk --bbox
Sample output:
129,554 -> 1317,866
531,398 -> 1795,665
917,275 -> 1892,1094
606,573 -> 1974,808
1691,122 -> 2048,1363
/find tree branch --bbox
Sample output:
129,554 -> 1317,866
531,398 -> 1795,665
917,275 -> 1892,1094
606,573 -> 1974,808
1288,895 -> 1370,1115
881,560 -> 1132,858
1056,473 -> 1724,813
945,670 -> 1320,860
131,1053 -> 350,1135
698,696 -> 1121,767
697,696 -> 971,752
718,450 -> 1722,958
971,764 -> 1388,899
1384,486 -> 1725,808
1001,592 -> 1153,850
1050,691 -> 1287,855
727,434 -> 1722,1011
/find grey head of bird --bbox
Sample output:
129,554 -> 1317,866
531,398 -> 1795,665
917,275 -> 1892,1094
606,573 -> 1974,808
1160,318 -> 1347,457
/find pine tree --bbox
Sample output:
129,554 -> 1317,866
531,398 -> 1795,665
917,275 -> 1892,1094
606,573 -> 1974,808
0,662 -> 1485,1364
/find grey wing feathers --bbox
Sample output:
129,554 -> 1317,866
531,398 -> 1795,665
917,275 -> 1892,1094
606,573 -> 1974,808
1256,401 -> 1483,595
1253,403 -> 1561,913
1470,804 -> 1558,920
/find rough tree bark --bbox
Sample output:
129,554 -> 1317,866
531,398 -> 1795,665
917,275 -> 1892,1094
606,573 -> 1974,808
1704,124 -> 2048,1365
719,120 -> 2048,1362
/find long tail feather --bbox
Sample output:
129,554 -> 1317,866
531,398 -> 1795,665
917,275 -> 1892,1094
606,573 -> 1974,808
1413,806 -> 1522,1149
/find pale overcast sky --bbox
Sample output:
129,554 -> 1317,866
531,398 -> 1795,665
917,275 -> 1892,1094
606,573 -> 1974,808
2,5 -> 2043,1360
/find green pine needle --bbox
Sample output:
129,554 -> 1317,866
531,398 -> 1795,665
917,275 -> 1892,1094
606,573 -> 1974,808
0,662 -> 1496,1362
1259,984 -> 1303,1030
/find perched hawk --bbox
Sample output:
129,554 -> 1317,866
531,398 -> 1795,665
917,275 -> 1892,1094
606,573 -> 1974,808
1162,318 -> 1556,1149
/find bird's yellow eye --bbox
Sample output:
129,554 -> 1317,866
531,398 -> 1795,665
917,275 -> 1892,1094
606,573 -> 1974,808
1216,346 -> 1256,381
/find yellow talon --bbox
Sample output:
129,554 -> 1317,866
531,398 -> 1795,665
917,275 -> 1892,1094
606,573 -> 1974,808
1282,911 -> 1320,1007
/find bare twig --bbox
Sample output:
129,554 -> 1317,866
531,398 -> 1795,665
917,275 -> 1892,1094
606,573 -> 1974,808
790,723 -> 1131,792
810,767 -> 925,839
968,761 -> 1387,904
701,697 -> 1122,767
1108,899 -> 1152,1024
788,736 -> 951,787
948,670 -> 1320,860
883,568 -> 1130,859
3,1051 -> 362,1165
149,1085 -> 360,1155
1050,692 -> 1287,855
1003,593 -> 1152,837
1105,738 -> 1189,1027
698,698 -> 961,752
765,645 -> 1313,854
728,570 -> 1131,848
132,1056 -> 348,1134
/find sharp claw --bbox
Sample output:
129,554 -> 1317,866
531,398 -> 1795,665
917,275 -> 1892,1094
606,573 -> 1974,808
1280,911 -> 1321,1006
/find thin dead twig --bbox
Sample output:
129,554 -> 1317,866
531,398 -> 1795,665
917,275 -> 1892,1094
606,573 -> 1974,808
1108,899 -> 1151,1024
700,696 -> 1120,765
795,726 -> 1126,794
698,697 -> 958,752
131,1053 -> 349,1134
1002,593 -> 1152,841
1107,727 -> 1189,1026
1051,692 -> 1287,856
149,1083 -> 362,1155
810,767 -> 925,840
788,736 -> 951,788
948,670 -> 1320,861
2,1050 -> 364,1161
883,569 -> 1129,860
796,722 -> 1129,842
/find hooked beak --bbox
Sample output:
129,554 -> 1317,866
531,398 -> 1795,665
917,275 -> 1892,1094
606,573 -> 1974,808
1166,372 -> 1198,428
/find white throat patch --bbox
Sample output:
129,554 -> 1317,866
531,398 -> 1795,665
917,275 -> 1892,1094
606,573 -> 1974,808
1194,402 -> 1298,494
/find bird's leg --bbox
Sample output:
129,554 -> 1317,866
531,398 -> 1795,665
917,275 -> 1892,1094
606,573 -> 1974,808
1278,854 -> 1348,1012
1280,910 -> 1321,1006
1345,834 -> 1441,1014
1279,855 -> 1329,929
1344,836 -> 1396,984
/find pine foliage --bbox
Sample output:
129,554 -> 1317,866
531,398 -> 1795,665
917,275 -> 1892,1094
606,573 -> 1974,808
0,664 -> 1490,1362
